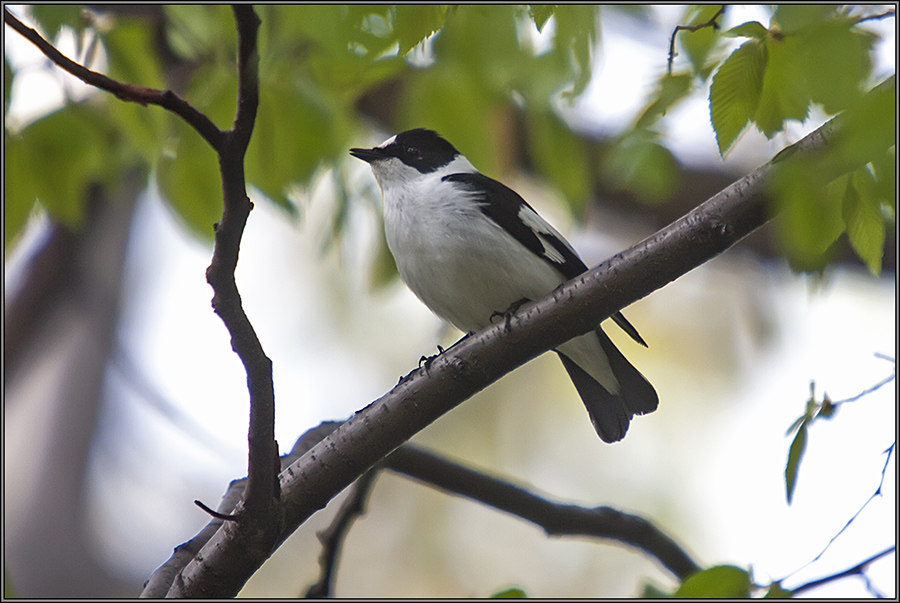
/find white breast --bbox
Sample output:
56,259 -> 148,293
381,170 -> 565,333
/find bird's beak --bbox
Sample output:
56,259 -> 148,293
349,147 -> 384,164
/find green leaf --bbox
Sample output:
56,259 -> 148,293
871,148 -> 896,213
842,169 -> 885,276
7,106 -> 115,232
802,19 -> 875,114
528,5 -> 555,33
246,78 -> 347,211
724,21 -> 769,40
640,582 -> 673,598
102,21 -> 167,164
675,566 -> 752,598
552,5 -> 599,98
4,131 -> 37,250
163,5 -> 236,61
491,587 -> 527,598
156,119 -> 222,240
754,36 -> 810,137
29,5 -> 85,38
785,420 -> 808,504
764,581 -> 793,598
772,5 -> 836,33
636,73 -> 693,130
679,5 -> 726,77
601,131 -> 679,204
528,110 -> 590,209
394,5 -> 447,55
769,161 -> 846,271
709,39 -> 766,155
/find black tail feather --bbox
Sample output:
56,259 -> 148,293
557,328 -> 657,443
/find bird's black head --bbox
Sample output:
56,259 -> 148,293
350,128 -> 460,173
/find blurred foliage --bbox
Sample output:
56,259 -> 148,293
673,565 -> 752,598
3,4 -> 895,270
490,586 -> 527,598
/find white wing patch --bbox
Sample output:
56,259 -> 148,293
517,205 -> 570,265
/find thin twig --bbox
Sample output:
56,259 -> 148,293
3,7 -> 224,150
195,499 -> 240,522
781,443 -> 895,582
305,471 -> 380,598
384,444 -> 700,580
833,373 -> 895,406
790,545 -> 895,597
667,5 -> 726,75
854,9 -> 896,25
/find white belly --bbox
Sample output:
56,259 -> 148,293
386,203 -> 564,334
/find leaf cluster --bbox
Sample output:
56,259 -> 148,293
4,5 -> 608,250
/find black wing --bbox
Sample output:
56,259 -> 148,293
445,172 -> 648,347
443,172 -> 586,279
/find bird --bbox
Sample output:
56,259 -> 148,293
350,128 -> 657,442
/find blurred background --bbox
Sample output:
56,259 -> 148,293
4,4 -> 895,598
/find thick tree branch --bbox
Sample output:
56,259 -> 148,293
145,422 -> 696,596
162,76 -> 893,597
383,445 -> 700,581
3,7 -> 224,149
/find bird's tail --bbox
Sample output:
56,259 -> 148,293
557,327 -> 657,443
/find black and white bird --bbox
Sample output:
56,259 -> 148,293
351,128 -> 657,442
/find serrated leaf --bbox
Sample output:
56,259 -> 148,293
754,35 -> 810,137
528,5 -> 555,33
785,421 -> 808,504
724,21 -> 769,40
843,169 -> 885,276
709,39 -> 766,155
676,566 -> 752,598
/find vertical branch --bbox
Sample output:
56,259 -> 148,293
204,6 -> 279,522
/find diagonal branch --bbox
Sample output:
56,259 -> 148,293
383,444 -> 700,580
161,75 -> 894,597
3,7 -> 224,150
